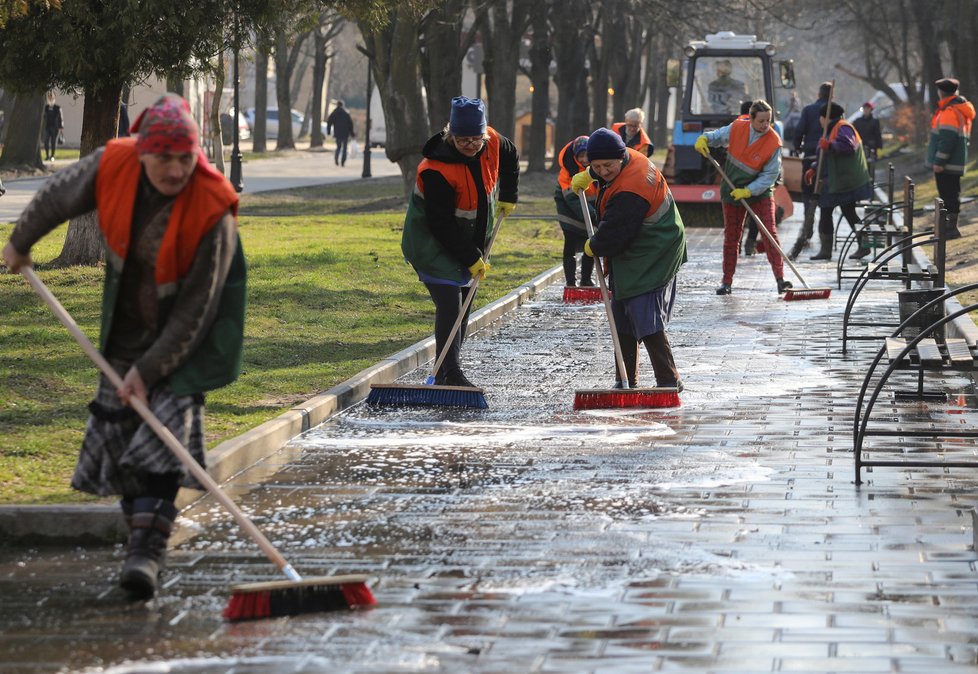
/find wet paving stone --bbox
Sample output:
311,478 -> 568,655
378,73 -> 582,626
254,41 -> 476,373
3,222 -> 978,673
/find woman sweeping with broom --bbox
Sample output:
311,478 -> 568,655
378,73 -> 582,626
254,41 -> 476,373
399,96 -> 520,392
570,128 -> 687,397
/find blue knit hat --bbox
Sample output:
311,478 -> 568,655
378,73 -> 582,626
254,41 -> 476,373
571,135 -> 589,156
586,128 -> 626,161
449,96 -> 487,136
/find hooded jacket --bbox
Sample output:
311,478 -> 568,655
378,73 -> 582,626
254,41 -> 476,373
927,95 -> 976,176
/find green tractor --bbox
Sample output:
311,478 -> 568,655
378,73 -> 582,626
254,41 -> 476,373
663,32 -> 801,227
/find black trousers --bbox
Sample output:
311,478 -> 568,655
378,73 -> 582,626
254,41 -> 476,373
43,129 -> 58,157
819,201 -> 861,237
935,171 -> 961,214
425,282 -> 473,377
562,230 -> 594,285
335,137 -> 349,166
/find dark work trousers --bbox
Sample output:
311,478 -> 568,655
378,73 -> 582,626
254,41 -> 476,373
935,171 -> 961,215
818,201 -> 861,238
335,137 -> 350,166
425,282 -> 473,377
43,129 -> 59,158
562,230 -> 594,286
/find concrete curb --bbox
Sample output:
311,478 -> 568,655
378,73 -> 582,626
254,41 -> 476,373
0,265 -> 565,545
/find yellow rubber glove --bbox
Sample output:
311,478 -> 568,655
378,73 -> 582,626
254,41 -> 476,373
468,257 -> 491,280
694,135 -> 710,157
730,187 -> 752,201
495,201 -> 516,219
583,239 -> 594,257
570,170 -> 594,194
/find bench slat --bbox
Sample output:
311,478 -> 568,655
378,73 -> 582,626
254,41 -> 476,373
915,338 -> 943,364
886,337 -> 909,363
945,339 -> 974,366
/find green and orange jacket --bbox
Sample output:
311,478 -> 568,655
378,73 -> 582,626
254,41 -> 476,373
927,95 -> 975,176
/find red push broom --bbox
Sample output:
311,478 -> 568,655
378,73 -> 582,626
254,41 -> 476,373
366,212 -> 508,409
704,154 -> 832,301
572,191 -> 681,410
563,285 -> 603,304
19,267 -> 376,621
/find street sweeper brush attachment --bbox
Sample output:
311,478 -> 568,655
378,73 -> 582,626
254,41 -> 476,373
224,574 -> 376,622
573,386 -> 681,410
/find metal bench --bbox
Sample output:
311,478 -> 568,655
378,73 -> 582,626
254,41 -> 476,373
853,283 -> 978,484
841,189 -> 946,353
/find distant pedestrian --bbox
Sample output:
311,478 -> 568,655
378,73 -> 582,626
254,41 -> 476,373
3,93 -> 246,602
118,102 -> 131,138
326,100 -> 355,167
926,77 -> 975,239
43,91 -> 64,162
852,101 -> 882,180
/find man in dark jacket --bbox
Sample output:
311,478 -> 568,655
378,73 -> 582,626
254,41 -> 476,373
852,101 -> 883,180
326,100 -> 355,167
788,82 -> 832,259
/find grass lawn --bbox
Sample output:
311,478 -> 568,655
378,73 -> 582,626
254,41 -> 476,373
0,172 -> 562,504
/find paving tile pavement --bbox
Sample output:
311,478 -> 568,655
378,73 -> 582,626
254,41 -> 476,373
2,221 -> 978,673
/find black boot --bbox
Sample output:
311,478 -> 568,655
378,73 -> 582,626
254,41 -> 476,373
788,237 -> 808,261
120,497 -> 177,600
437,368 -> 477,388
562,257 -> 576,286
614,333 -> 639,388
643,331 -> 682,390
809,235 -> 832,261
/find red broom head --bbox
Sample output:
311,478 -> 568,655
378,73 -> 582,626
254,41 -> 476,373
224,575 -> 375,622
783,288 -> 831,301
562,286 -> 604,304
573,388 -> 680,410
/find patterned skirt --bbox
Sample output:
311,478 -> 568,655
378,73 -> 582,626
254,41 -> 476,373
71,372 -> 206,497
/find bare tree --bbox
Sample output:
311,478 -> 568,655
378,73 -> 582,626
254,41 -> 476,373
524,0 -> 552,172
419,0 -> 475,134
476,0 -> 530,141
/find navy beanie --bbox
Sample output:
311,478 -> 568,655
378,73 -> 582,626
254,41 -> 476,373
818,102 -> 845,120
449,96 -> 487,137
586,128 -> 627,161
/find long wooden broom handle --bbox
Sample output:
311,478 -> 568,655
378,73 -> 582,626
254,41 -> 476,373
812,80 -> 835,195
578,190 -> 631,389
20,266 -> 301,582
428,211 -> 506,381
705,154 -> 814,290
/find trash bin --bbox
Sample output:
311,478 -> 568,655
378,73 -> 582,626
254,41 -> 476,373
898,288 -> 946,340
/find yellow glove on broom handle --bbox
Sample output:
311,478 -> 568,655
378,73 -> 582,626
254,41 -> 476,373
427,211 -> 507,385
18,266 -> 302,582
704,154 -> 814,290
578,190 -> 631,390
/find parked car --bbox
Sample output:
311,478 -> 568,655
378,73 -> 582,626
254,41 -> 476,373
220,108 -> 251,145
243,107 -> 304,140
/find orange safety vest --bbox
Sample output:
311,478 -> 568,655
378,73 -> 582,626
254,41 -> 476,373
96,137 -> 239,286
556,141 -> 596,196
611,122 -> 653,156
414,129 -> 501,215
727,118 -> 781,173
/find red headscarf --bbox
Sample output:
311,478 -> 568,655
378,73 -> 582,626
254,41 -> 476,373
130,93 -> 199,154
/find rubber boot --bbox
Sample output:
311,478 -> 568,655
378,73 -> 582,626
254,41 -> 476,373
614,333 -> 639,388
849,232 -> 871,259
579,255 -> 595,287
945,212 -> 962,240
809,234 -> 832,261
562,257 -> 576,286
120,497 -> 177,600
643,332 -> 682,390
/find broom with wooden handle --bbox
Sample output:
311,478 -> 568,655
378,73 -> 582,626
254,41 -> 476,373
366,211 -> 507,409
19,266 -> 375,621
704,154 -> 831,301
571,189 -> 680,410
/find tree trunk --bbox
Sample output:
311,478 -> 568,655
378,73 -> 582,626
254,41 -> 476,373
210,49 -> 226,175
274,29 -> 296,150
310,29 -> 328,148
359,9 -> 429,197
253,46 -> 269,153
54,83 -> 122,267
526,1 -> 551,172
0,92 -> 44,170
480,1 -> 527,141
420,0 -> 469,134
166,74 -> 185,97
551,0 -> 591,169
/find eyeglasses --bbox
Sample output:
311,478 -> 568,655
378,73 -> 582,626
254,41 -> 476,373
455,136 -> 485,148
